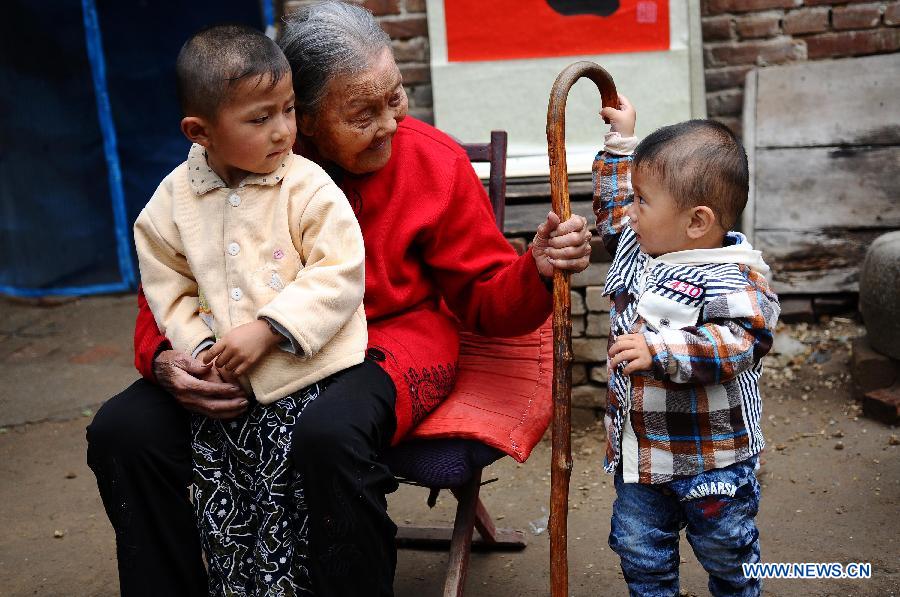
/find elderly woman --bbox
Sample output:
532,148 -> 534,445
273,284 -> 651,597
86,2 -> 592,595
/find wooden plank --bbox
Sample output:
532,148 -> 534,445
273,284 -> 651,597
395,525 -> 527,550
755,229 -> 886,293
755,53 -> 900,148
754,146 -> 900,230
503,174 -> 593,200
742,69 -> 758,243
504,199 -> 595,235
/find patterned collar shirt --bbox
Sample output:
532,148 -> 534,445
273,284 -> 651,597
593,133 -> 781,484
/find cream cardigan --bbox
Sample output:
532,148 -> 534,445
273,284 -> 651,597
134,145 -> 367,403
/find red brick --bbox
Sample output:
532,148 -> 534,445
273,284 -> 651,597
399,62 -> 431,84
886,1 -> 900,25
361,0 -> 400,16
804,0 -> 878,5
706,89 -> 744,116
736,11 -> 783,39
703,0 -> 799,16
704,37 -> 806,67
404,0 -> 427,13
833,3 -> 883,30
702,15 -> 734,41
705,65 -> 753,91
806,28 -> 900,58
379,15 -> 428,40
391,37 -> 428,62
851,337 -> 900,398
783,7 -> 830,35
863,384 -> 900,425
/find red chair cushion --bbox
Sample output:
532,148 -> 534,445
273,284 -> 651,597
406,317 -> 553,463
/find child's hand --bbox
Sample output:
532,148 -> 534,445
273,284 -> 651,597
203,320 -> 282,377
609,333 -> 652,374
600,94 -> 636,137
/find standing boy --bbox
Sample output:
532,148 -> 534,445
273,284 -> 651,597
594,95 -> 780,596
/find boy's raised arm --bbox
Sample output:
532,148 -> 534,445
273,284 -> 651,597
593,94 -> 639,256
642,271 -> 781,385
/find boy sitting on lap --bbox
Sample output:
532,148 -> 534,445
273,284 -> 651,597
133,25 -> 366,593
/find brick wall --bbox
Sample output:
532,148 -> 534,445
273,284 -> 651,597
702,0 -> 900,134
281,0 -> 434,123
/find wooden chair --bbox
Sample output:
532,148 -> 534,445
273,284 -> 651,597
383,130 -> 551,597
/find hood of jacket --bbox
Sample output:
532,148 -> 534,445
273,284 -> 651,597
653,232 -> 770,276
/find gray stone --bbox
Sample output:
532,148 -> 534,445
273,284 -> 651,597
573,338 -> 606,363
860,231 -> 900,359
571,262 -> 609,288
571,291 -> 586,316
571,405 -> 601,429
571,384 -> 604,409
585,287 -> 611,312
586,312 -> 611,338
572,364 -> 588,386
590,365 -> 609,384
572,316 -> 585,338
590,237 -> 612,263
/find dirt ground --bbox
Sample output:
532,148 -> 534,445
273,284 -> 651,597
0,296 -> 898,596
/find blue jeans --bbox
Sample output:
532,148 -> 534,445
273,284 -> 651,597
609,458 -> 761,597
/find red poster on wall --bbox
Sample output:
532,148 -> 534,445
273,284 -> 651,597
445,0 -> 669,62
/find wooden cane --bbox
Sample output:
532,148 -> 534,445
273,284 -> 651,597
546,61 -> 618,597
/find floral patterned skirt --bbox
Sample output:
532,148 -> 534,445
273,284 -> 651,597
191,384 -> 323,596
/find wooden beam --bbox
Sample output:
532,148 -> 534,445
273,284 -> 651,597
755,146 -> 900,230
755,229 -> 886,293
755,53 -> 900,148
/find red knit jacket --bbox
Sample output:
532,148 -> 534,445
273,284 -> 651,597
133,117 -> 552,443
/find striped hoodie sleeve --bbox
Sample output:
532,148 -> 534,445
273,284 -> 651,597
642,270 -> 781,385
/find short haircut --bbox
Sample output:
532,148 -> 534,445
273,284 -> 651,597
633,119 -> 749,230
279,1 -> 392,115
176,24 -> 290,119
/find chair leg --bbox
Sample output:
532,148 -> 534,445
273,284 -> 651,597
442,469 -> 482,597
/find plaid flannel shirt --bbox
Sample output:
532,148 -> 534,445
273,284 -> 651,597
593,146 -> 780,484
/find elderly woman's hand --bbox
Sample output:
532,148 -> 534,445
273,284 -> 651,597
153,349 -> 249,419
532,211 -> 592,278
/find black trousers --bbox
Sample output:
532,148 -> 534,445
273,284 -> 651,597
87,359 -> 398,596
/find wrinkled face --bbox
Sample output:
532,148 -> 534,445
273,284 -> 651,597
300,47 -> 408,175
628,166 -> 693,257
205,73 -> 296,186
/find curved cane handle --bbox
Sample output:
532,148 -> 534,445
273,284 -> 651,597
546,61 -> 617,597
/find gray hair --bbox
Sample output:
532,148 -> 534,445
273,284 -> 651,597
279,1 -> 392,114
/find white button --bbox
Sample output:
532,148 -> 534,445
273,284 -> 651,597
228,193 -> 241,207
227,242 -> 240,256
230,287 -> 243,301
